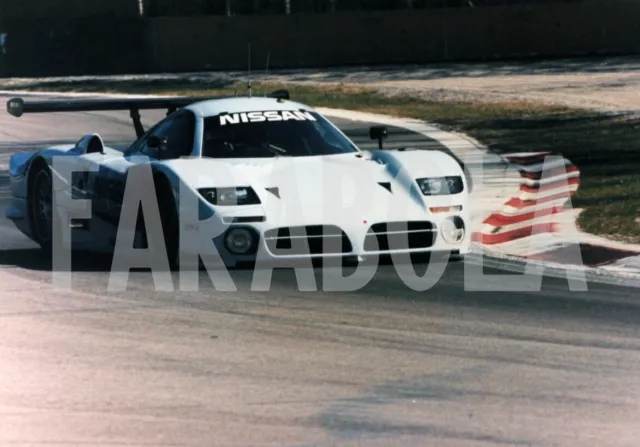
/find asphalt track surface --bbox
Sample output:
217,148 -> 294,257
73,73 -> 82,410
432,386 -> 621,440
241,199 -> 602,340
1,95 -> 640,447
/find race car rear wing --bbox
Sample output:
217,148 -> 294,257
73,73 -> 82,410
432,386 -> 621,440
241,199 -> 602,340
5,89 -> 290,138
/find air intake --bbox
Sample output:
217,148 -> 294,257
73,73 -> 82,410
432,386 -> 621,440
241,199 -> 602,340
378,182 -> 392,193
265,187 -> 280,199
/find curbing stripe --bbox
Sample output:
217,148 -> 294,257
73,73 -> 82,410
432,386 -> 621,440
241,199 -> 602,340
472,222 -> 561,245
505,152 -> 552,165
519,169 -> 580,187
519,164 -> 579,181
483,205 -> 565,226
520,176 -> 580,193
505,191 -> 576,210
512,158 -> 571,173
471,152 -> 580,245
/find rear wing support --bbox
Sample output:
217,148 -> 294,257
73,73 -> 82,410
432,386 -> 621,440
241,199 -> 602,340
129,107 -> 145,138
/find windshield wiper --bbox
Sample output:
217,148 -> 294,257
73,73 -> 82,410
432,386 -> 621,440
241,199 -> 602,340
267,143 -> 287,154
262,143 -> 288,157
218,141 -> 287,157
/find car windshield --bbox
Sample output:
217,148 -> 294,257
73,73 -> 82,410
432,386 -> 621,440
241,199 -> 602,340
202,110 -> 359,158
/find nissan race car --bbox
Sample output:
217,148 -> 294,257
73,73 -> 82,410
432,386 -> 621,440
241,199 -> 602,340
4,90 -> 470,269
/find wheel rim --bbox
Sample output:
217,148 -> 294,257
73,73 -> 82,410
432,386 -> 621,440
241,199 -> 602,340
32,171 -> 53,243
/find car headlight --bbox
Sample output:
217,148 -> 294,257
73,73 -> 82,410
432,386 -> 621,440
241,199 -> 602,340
198,187 -> 261,206
416,176 -> 464,196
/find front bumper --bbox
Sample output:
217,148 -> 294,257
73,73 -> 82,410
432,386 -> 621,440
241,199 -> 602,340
184,210 -> 471,267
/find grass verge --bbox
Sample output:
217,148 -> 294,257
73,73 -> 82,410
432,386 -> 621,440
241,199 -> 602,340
2,78 -> 639,243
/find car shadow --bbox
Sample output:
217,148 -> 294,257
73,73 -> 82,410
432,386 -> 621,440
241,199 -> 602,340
0,248 -> 115,272
0,248 -> 450,274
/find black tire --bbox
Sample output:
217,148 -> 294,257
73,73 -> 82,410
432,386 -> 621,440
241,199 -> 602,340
162,198 -> 180,271
29,166 -> 58,252
154,177 -> 181,271
128,186 -> 181,271
133,177 -> 183,271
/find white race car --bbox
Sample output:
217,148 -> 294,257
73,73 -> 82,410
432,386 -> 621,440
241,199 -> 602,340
4,91 -> 470,269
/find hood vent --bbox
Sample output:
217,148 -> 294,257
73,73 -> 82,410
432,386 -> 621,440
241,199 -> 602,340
265,187 -> 281,199
378,182 -> 392,193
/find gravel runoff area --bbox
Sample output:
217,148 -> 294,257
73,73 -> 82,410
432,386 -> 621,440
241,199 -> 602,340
270,56 -> 640,116
4,55 -> 640,115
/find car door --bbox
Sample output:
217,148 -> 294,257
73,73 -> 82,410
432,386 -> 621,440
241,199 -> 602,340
79,153 -> 118,223
65,143 -> 120,224
104,111 -> 197,226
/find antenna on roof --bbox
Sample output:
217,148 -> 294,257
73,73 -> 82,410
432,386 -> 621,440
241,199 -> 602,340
247,42 -> 252,98
264,51 -> 271,97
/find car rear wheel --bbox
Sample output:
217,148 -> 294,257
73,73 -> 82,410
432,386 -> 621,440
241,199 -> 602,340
30,167 -> 56,251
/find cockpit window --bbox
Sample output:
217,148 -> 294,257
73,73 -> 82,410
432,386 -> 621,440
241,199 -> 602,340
202,110 -> 359,158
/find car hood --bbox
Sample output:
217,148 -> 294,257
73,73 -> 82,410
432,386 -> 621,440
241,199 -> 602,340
162,151 -> 463,225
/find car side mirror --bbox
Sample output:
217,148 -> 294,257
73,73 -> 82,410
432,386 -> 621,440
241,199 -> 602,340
147,135 -> 168,150
369,125 -> 388,149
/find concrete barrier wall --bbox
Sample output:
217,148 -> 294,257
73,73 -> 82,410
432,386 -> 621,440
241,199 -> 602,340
0,19 -> 151,77
148,1 -> 640,72
0,0 -> 140,18
1,1 -> 639,77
